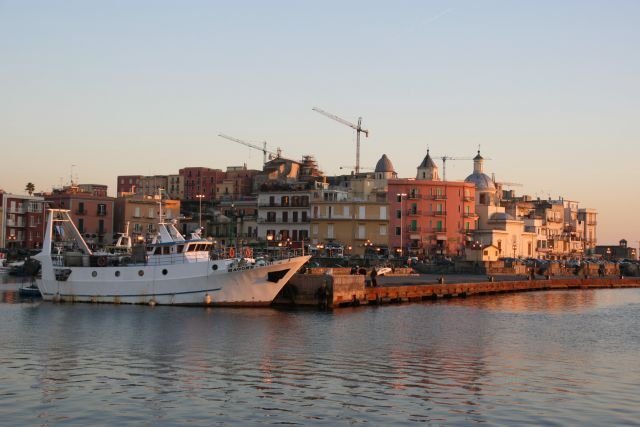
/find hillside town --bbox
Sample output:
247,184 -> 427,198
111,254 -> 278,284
3,148 -> 634,266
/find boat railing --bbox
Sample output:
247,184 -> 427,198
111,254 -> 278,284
49,247 -> 307,268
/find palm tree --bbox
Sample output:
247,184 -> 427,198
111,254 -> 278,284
25,182 -> 35,195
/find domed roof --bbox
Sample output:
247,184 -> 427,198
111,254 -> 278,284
375,154 -> 395,173
489,212 -> 514,221
465,172 -> 496,190
465,149 -> 495,190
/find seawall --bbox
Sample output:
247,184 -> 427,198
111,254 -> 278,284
274,274 -> 640,308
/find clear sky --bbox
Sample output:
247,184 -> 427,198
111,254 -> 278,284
1,0 -> 639,245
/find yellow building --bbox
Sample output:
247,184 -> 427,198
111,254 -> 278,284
311,188 -> 389,257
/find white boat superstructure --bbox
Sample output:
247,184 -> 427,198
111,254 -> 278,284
33,209 -> 310,306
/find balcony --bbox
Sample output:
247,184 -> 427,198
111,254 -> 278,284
433,210 -> 447,216
97,211 -> 107,216
76,209 -> 87,215
407,193 -> 421,200
432,194 -> 447,200
406,227 -> 421,233
463,195 -> 474,202
258,202 -> 310,208
463,212 -> 478,218
406,209 -> 422,216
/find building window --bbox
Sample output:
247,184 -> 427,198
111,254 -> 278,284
375,206 -> 385,220
97,204 -> 107,216
395,226 -> 401,236
379,225 -> 387,236
78,218 -> 84,233
327,224 -> 334,239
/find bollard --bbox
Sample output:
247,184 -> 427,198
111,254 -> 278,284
488,276 -> 495,282
438,276 -> 445,284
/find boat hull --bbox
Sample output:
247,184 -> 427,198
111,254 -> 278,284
37,256 -> 311,306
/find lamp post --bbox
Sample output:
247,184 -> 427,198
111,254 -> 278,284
266,234 -> 273,259
396,193 -> 407,258
195,194 -> 205,229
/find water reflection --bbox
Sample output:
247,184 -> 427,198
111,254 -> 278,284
1,277 -> 639,425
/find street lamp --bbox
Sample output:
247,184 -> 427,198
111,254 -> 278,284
396,193 -> 407,258
195,194 -> 205,229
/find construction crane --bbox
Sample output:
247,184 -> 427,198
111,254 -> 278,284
432,154 -> 491,181
218,134 -> 281,165
339,165 -> 374,171
312,107 -> 369,175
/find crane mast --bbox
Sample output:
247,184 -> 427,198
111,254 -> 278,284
312,107 -> 369,174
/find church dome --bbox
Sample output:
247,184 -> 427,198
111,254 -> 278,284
375,154 -> 395,173
465,150 -> 495,190
465,172 -> 496,190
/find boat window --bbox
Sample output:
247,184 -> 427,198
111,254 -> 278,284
163,247 -> 170,255
177,245 -> 184,253
187,244 -> 196,252
154,247 -> 162,255
162,269 -> 168,275
115,271 -> 120,277
138,270 -> 144,277
92,271 -> 97,277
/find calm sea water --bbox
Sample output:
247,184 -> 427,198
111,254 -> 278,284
1,275 -> 640,426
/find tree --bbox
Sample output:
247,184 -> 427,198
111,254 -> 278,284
25,182 -> 35,195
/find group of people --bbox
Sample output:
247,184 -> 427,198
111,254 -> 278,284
350,265 -> 378,287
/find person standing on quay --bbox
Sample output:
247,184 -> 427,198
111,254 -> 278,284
370,267 -> 378,287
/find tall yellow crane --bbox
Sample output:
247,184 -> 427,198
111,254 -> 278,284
218,134 -> 281,165
312,107 -> 369,175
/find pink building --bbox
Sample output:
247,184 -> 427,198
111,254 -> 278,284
45,185 -> 115,248
179,167 -> 226,201
387,151 -> 477,258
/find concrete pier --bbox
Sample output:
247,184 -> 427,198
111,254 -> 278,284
274,273 -> 640,309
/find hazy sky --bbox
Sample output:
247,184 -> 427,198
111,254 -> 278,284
1,0 -> 639,245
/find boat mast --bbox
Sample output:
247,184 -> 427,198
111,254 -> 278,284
157,187 -> 164,224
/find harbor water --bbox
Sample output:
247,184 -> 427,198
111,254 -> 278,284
1,275 -> 639,426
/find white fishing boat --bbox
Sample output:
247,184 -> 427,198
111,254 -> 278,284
33,208 -> 310,306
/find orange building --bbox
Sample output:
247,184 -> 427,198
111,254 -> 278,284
387,151 -> 477,258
